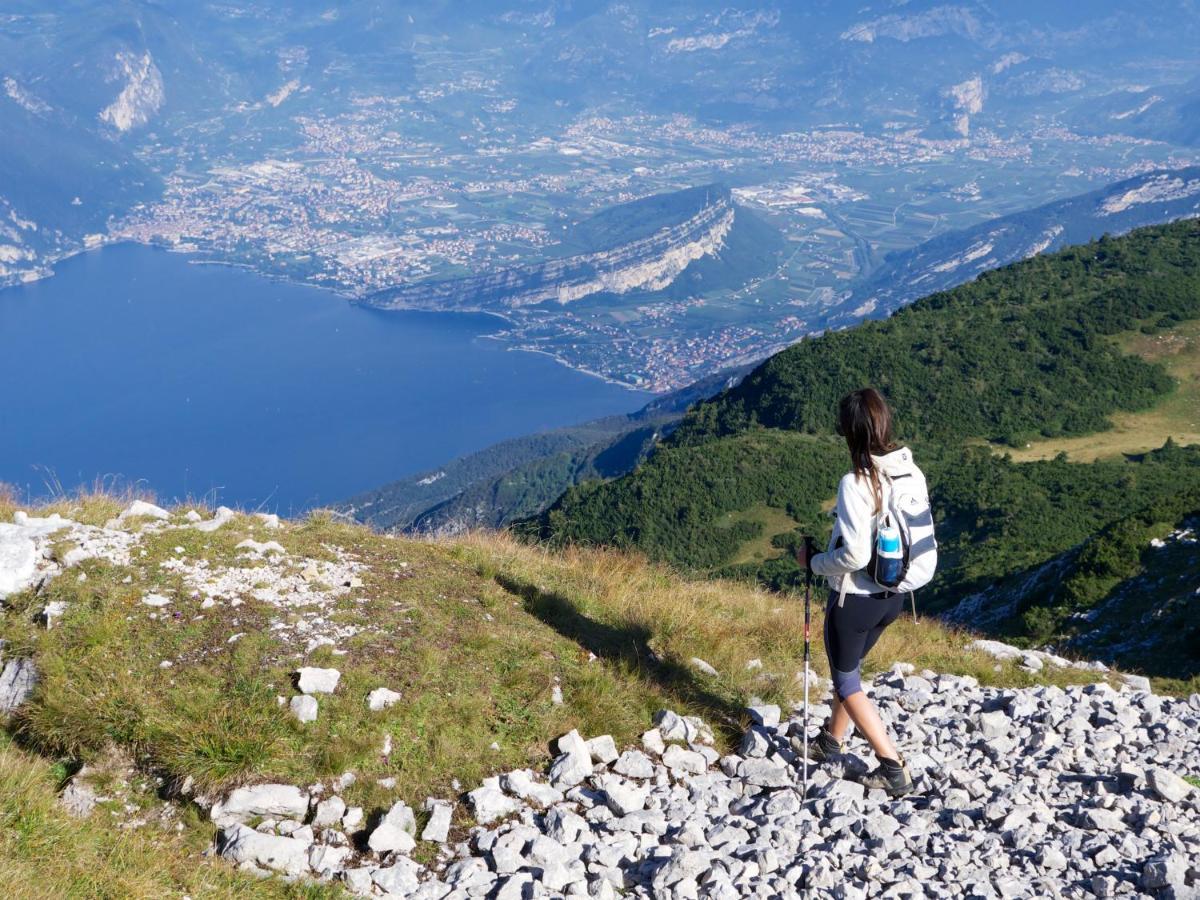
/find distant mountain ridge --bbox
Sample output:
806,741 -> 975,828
359,184 -> 780,312
827,167 -> 1200,328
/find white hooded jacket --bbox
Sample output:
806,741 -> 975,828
810,446 -> 924,595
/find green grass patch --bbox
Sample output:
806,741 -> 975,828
717,505 -> 799,568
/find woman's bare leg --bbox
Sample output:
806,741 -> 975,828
840,691 -> 899,761
828,695 -> 851,740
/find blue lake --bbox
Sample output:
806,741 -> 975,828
0,244 -> 647,513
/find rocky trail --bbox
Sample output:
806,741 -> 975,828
208,673 -> 1200,899
1,502 -> 1198,898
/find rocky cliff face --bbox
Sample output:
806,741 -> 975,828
363,187 -> 736,313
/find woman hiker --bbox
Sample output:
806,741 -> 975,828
790,387 -> 927,798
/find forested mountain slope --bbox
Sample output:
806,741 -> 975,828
523,220 -> 1200,678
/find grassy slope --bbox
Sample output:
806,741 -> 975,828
1004,318 -> 1200,461
0,494 -> 1130,894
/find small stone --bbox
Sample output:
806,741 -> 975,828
746,703 -> 781,728
421,800 -> 453,842
741,757 -> 794,789
586,735 -> 619,764
662,744 -> 707,776
690,657 -> 718,676
1081,807 -> 1124,831
0,657 -> 38,714
613,750 -> 656,779
549,734 -> 593,788
372,858 -> 422,895
367,800 -> 417,854
290,695 -> 318,723
501,769 -> 563,807
41,600 -> 69,627
367,687 -> 402,711
313,795 -> 347,827
296,667 -> 340,695
642,729 -> 666,756
342,867 -> 375,895
978,710 -> 1009,739
1122,673 -> 1152,692
597,774 -> 650,816
141,593 -> 171,607
1141,853 -> 1189,891
218,824 -> 310,876
1038,845 -> 1068,870
119,500 -> 170,522
466,785 -> 521,825
309,844 -> 351,877
211,784 -> 310,827
1147,767 -> 1195,803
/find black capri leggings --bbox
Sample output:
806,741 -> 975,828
824,590 -> 904,700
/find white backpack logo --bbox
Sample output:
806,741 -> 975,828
877,470 -> 937,594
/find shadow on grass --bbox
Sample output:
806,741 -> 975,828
494,573 -> 745,737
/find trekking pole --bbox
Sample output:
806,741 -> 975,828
801,535 -> 816,794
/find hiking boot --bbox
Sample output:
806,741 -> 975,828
787,722 -> 843,763
859,756 -> 914,798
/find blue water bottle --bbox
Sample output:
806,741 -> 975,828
875,518 -> 904,588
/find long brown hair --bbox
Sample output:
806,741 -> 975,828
837,387 -> 896,512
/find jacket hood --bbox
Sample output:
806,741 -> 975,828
871,446 -> 917,478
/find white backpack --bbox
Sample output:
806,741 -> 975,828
874,468 -> 938,594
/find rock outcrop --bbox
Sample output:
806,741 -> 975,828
364,186 -> 735,312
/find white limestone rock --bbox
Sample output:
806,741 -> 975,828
466,785 -> 521,825
0,657 -> 37,714
596,774 -> 650,816
117,500 -> 170,522
367,800 -> 417,854
218,823 -> 311,876
501,769 -> 564,807
193,506 -> 236,532
1147,767 -> 1195,803
296,667 -> 341,695
210,783 -> 310,827
313,795 -> 347,827
421,799 -> 453,842
290,694 -> 319,723
367,687 -> 402,711
586,734 -> 619,764
309,844 -> 351,878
